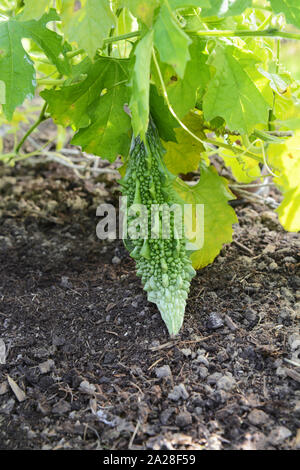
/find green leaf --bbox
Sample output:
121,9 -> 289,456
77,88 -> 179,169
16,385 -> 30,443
20,0 -> 51,20
112,7 -> 136,58
270,0 -> 300,29
61,0 -> 116,57
42,57 -> 132,162
22,10 -> 71,75
169,0 -> 210,8
42,58 -> 109,128
0,10 -> 68,120
268,132 -> 300,232
203,46 -> 270,134
0,81 -> 5,104
153,38 -> 210,119
163,112 -> 205,174
0,21 -> 34,120
129,30 -> 153,139
154,1 -> 192,79
258,68 -> 290,96
173,163 -> 238,269
117,0 -> 161,27
201,0 -> 252,17
150,85 -> 178,142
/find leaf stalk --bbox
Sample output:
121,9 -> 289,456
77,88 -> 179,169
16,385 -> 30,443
16,102 -> 48,153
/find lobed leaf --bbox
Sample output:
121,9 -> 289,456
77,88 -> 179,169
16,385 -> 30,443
61,0 -> 116,58
173,163 -> 238,269
268,132 -> 300,232
149,85 -> 178,142
153,38 -> 210,119
0,9 -> 69,120
42,57 -> 132,162
203,45 -> 270,135
163,112 -> 206,174
219,136 -> 261,183
154,1 -> 192,79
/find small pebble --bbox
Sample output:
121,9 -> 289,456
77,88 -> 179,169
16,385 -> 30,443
196,355 -> 209,367
248,409 -> 269,426
198,366 -> 208,379
288,334 -> 300,347
206,312 -> 224,330
0,398 -> 15,414
27,430 -> 37,439
268,426 -> 292,445
155,365 -> 172,378
207,372 -> 223,385
168,383 -> 189,401
175,411 -> 192,428
52,400 -> 71,415
217,351 -> 229,363
38,359 -> 55,374
180,348 -> 192,357
291,340 -> 300,351
0,382 -> 9,395
269,261 -> 278,271
276,366 -> 287,377
60,276 -> 72,288
160,408 -> 175,425
79,380 -> 96,394
245,308 -> 257,322
217,374 -> 236,391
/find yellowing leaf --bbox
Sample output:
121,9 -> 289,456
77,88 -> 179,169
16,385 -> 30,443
21,0 -> 51,20
277,187 -> 300,232
269,131 -> 300,232
220,136 -> 261,183
223,154 -> 261,183
173,163 -> 238,269
163,112 -> 206,174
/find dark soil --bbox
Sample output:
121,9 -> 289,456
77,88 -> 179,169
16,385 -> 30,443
0,159 -> 299,450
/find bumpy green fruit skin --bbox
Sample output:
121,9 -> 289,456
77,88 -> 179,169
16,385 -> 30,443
120,120 -> 196,336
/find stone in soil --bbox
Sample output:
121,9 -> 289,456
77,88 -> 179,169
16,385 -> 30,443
247,409 -> 269,426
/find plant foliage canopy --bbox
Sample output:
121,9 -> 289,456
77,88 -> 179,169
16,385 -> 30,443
0,0 -> 299,333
